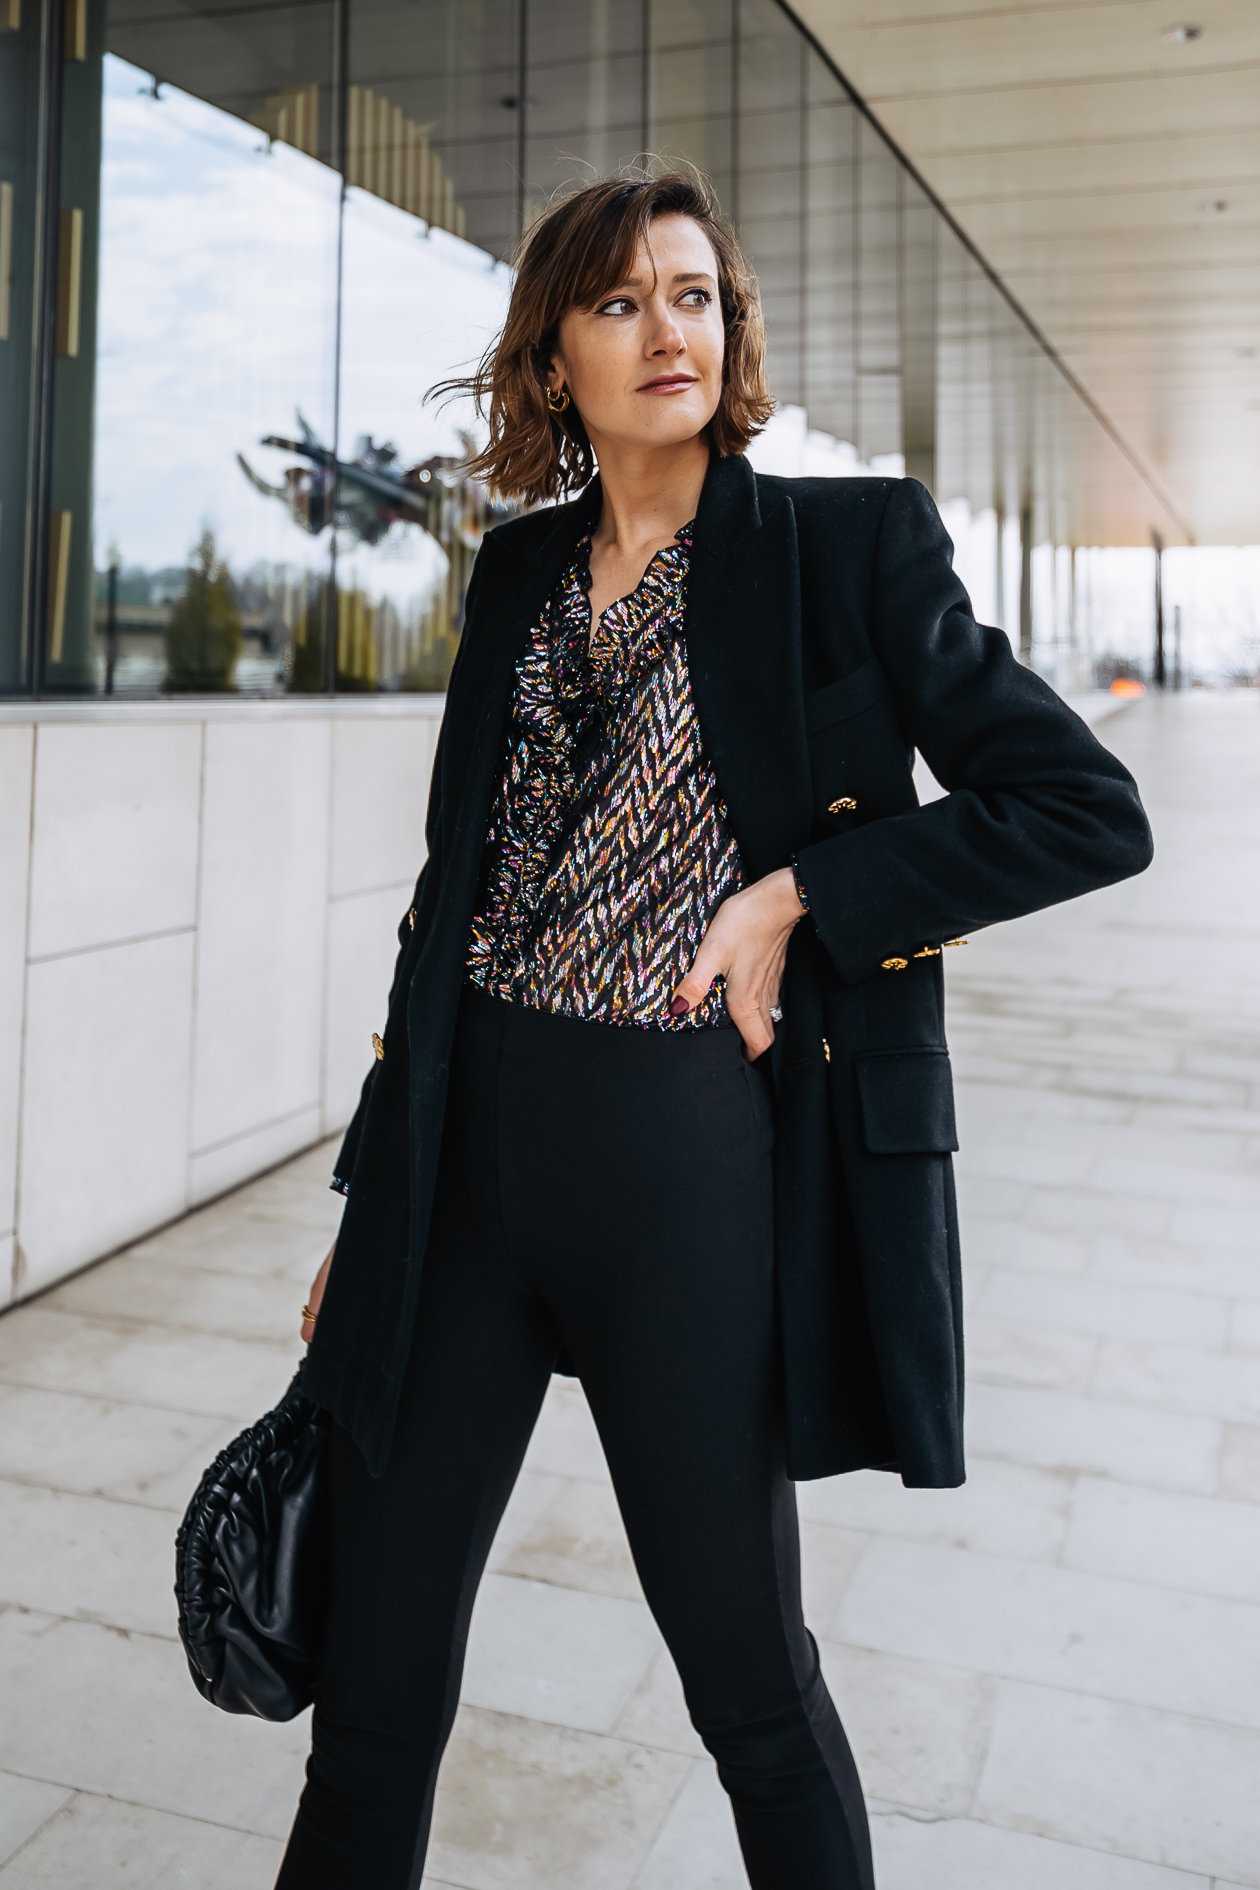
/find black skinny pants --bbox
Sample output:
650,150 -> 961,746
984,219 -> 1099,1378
277,989 -> 874,1890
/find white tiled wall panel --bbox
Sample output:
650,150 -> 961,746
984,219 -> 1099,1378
18,933 -> 195,1296
27,722 -> 203,958
325,885 -> 410,1130
192,721 -> 331,1157
189,1103 -> 325,1207
0,700 -> 440,1303
329,713 -> 435,898
0,727 -> 33,1272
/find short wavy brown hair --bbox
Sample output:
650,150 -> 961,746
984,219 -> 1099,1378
443,170 -> 773,505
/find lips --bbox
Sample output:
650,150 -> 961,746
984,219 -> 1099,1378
639,376 -> 697,393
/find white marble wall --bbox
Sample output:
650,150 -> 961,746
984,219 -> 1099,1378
0,699 -> 442,1306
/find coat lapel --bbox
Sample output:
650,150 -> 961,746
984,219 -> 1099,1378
685,455 -> 813,880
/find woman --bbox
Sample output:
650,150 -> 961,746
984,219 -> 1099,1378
281,172 -> 1152,1889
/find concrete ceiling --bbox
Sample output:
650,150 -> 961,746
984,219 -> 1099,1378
793,0 -> 1260,544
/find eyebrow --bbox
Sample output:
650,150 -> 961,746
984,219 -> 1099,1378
613,270 -> 717,290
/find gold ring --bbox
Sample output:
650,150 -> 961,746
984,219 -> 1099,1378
300,1304 -> 318,1325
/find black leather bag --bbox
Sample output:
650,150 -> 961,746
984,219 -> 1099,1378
174,1364 -> 331,1721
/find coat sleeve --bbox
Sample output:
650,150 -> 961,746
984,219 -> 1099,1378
328,824 -> 438,1196
327,548 -> 484,1194
793,479 -> 1154,985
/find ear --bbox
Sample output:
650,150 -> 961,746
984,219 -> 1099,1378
546,325 -> 569,396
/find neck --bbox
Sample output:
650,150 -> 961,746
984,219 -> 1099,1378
586,431 -> 710,556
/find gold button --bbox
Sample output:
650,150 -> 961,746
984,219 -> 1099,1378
827,797 -> 857,813
407,908 -> 416,930
881,957 -> 909,972
372,1032 -> 385,1060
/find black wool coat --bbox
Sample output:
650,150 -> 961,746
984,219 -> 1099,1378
305,453 -> 1153,1488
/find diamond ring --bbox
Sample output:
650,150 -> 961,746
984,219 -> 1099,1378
769,1006 -> 783,1022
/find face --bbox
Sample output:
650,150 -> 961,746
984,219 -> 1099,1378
548,214 -> 726,454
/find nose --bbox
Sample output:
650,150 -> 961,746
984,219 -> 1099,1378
646,295 -> 686,358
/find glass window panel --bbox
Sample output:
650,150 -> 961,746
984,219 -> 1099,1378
523,0 -> 645,216
335,193 -> 512,690
650,0 -> 727,54
647,0 -> 732,203
344,0 -> 517,693
353,0 -> 521,262
532,0 -> 644,61
107,0 -> 338,162
736,0 -> 799,168
42,30 -> 342,697
736,0 -> 801,407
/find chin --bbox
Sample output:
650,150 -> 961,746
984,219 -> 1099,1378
636,407 -> 714,448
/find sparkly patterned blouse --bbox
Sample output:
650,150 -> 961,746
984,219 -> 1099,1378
465,520 -> 744,1029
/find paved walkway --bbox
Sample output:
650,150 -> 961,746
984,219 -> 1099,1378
1,691 -> 1258,1889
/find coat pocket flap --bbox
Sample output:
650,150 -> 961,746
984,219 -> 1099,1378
855,1048 -> 959,1154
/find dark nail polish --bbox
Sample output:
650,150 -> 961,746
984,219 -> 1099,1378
669,996 -> 690,1017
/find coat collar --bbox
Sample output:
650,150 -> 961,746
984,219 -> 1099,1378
486,450 -> 776,571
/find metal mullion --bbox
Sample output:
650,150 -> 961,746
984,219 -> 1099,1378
30,0 -> 65,696
641,0 -> 650,159
798,35 -> 806,415
326,0 -> 350,694
729,0 -> 739,229
516,0 -> 527,243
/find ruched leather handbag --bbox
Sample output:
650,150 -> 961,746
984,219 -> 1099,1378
174,1364 -> 331,1720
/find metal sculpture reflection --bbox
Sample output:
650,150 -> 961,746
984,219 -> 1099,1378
238,414 -> 520,689
237,411 -> 517,550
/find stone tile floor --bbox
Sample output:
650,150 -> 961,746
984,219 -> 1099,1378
1,691 -> 1258,1888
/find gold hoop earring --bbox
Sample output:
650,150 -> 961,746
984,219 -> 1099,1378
546,386 -> 570,414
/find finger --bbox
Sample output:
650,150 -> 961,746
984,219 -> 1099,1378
670,934 -> 726,1016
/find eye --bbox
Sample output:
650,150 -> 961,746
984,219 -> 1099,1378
596,295 -> 637,317
679,288 -> 712,308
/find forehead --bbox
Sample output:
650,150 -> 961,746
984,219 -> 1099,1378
625,213 -> 718,280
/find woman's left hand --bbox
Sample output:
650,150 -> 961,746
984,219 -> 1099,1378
670,867 -> 806,1058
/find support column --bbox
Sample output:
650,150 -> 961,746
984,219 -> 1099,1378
1173,603 -> 1182,689
1152,530 -> 1166,687
900,180 -> 936,491
1019,503 -> 1033,664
